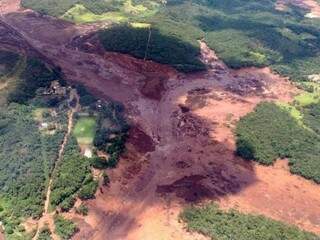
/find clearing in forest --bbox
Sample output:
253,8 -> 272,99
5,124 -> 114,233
73,117 -> 97,145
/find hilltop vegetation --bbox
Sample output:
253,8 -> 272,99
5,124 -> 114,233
181,203 -> 319,240
99,24 -> 205,72
236,101 -> 320,183
22,0 -> 320,78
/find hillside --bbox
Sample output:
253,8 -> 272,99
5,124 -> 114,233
0,0 -> 320,240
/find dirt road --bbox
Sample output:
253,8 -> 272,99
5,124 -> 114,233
33,90 -> 80,240
1,1 -> 320,240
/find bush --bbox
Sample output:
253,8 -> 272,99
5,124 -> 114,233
76,204 -> 88,216
54,215 -> 77,240
91,156 -> 109,169
37,225 -> 52,240
181,203 -> 319,240
74,84 -> 97,107
60,196 -> 76,212
92,100 -> 129,168
78,180 -> 98,200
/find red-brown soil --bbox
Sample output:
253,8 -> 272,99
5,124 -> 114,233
1,2 -> 320,240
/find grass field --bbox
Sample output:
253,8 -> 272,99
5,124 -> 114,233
181,203 -> 319,240
62,4 -> 128,23
73,117 -> 97,145
295,92 -> 320,106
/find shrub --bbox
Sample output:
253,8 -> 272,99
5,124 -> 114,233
76,204 -> 88,216
78,180 -> 98,200
54,215 -> 77,240
91,156 -> 109,169
181,203 -> 319,240
37,225 -> 52,240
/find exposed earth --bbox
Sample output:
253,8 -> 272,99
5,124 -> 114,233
1,0 -> 320,239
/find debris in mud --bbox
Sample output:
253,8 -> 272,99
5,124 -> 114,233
156,175 -> 211,202
178,104 -> 190,113
128,126 -> 155,154
185,89 -> 209,110
172,111 -> 212,139
175,160 -> 191,169
226,73 -> 265,96
140,75 -> 166,101
156,165 -> 243,202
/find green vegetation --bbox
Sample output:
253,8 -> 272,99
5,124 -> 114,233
0,50 -> 20,78
50,136 -> 92,211
62,4 -> 127,23
21,0 -> 161,19
78,178 -> 98,200
73,117 -> 97,145
295,92 -> 320,107
181,203 -> 319,240
51,85 -> 129,211
22,0 -> 320,78
37,225 -> 52,240
0,50 -> 68,238
7,58 -> 62,104
54,215 -> 77,240
236,102 -> 320,183
93,100 -> 129,168
0,104 -> 66,218
99,24 -> 205,72
75,203 -> 88,216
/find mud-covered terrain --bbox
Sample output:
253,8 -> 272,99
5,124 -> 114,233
1,0 -> 320,239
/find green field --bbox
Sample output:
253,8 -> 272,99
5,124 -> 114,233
295,92 -> 320,107
181,203 -> 319,240
62,4 -> 128,23
73,117 -> 97,145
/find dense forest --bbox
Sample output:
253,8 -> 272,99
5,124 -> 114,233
0,50 -> 69,238
0,50 -> 130,237
50,136 -> 96,211
236,102 -> 320,183
181,203 -> 319,240
22,0 -> 320,78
